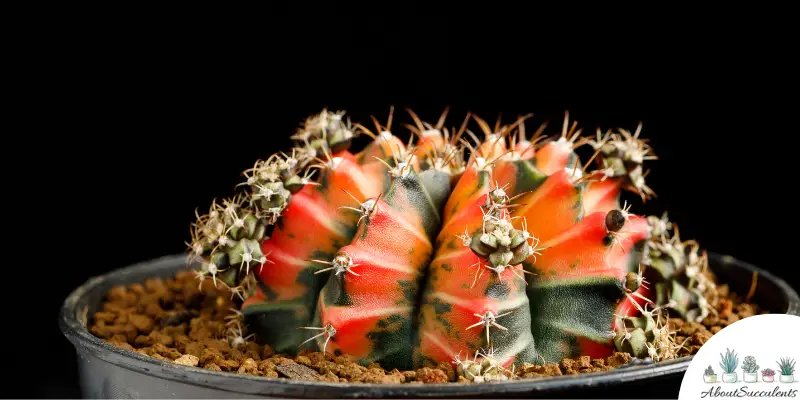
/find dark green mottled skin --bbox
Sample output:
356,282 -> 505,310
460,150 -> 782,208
510,159 -> 547,195
480,274 -> 541,365
510,158 -> 624,364
527,277 -> 625,362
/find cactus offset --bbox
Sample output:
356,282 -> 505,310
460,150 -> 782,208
241,110 -> 403,354
629,213 -> 719,324
186,107 -> 706,374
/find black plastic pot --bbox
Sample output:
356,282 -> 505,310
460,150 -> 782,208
60,253 -> 799,399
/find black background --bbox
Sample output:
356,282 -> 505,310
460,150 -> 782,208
16,9 -> 799,399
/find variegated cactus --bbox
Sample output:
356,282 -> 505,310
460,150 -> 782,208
187,107 -> 708,373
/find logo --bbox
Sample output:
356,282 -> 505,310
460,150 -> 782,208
679,314 -> 800,399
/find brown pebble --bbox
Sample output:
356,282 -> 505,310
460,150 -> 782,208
679,322 -> 707,336
163,325 -> 187,338
321,371 -> 339,382
90,323 -> 113,339
436,362 -> 456,382
258,360 -> 277,372
122,292 -> 139,307
145,302 -> 165,318
93,312 -> 117,323
205,363 -> 222,371
542,364 -> 562,376
183,342 -> 205,357
129,314 -> 155,333
152,343 -> 182,359
359,373 -> 403,384
160,310 -> 193,327
145,278 -> 168,294
335,355 -> 352,364
148,330 -> 173,346
229,349 -> 248,362
123,324 -> 138,342
559,358 -> 575,373
238,358 -> 259,375
296,356 -> 312,367
173,354 -> 199,367
692,330 -> 712,346
415,367 -> 449,383
109,286 -> 128,301
606,352 -> 632,368
577,356 -> 592,370
200,348 -> 224,366
218,359 -> 241,371
130,283 -> 147,295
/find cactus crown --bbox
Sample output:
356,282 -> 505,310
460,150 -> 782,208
588,124 -> 657,201
719,348 -> 739,373
762,368 -> 776,377
705,365 -> 715,376
292,108 -> 359,154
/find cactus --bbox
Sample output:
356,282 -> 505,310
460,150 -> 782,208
633,212 -> 719,324
705,366 -> 715,376
187,107 -> 703,373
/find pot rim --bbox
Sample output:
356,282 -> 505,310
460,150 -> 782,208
59,252 -> 800,397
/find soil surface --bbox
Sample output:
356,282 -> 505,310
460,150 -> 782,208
88,270 -> 764,383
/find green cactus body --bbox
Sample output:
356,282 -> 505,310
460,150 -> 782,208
308,165 -> 451,370
631,214 -> 717,325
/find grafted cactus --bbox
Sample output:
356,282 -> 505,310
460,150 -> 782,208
187,108 -> 700,372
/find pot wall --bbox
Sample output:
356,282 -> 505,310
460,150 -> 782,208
722,373 -> 738,383
75,347 -> 265,399
743,372 -> 758,383
59,253 -> 800,399
780,375 -> 794,383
